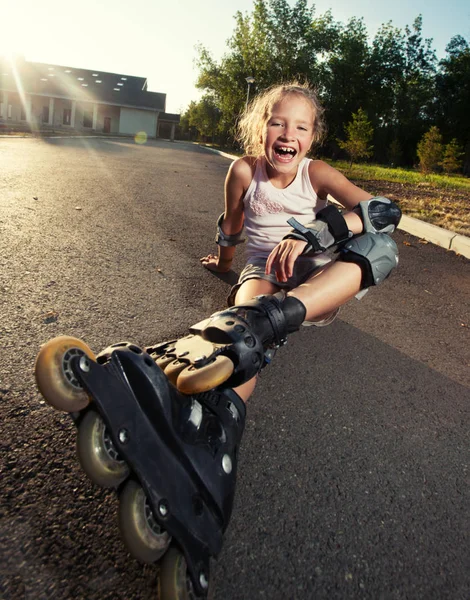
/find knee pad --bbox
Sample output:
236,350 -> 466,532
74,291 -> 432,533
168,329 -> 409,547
339,232 -> 398,288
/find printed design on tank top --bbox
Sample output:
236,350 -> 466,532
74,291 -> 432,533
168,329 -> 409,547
248,188 -> 284,216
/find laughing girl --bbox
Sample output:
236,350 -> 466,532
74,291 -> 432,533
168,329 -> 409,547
200,81 -> 401,401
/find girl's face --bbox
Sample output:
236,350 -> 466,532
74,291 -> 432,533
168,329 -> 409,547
263,93 -> 315,176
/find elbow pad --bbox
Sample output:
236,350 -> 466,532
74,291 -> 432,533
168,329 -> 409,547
355,198 -> 402,234
215,213 -> 245,247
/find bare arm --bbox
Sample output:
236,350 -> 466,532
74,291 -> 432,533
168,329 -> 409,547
310,160 -> 372,234
201,157 -> 253,272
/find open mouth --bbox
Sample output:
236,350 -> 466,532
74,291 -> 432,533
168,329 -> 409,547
274,146 -> 297,161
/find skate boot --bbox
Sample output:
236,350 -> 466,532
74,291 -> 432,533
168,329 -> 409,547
150,293 -> 307,394
35,337 -> 246,599
34,294 -> 305,597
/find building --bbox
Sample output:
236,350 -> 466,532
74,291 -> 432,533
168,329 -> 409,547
0,56 -> 179,139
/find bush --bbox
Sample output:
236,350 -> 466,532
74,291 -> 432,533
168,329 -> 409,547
440,139 -> 464,174
417,126 -> 443,174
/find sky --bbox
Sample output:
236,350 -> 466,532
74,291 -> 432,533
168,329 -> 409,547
2,0 -> 469,114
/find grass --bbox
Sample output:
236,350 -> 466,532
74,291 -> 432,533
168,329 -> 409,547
326,160 -> 470,192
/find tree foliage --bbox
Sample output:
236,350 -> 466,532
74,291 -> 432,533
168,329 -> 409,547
338,108 -> 374,167
180,96 -> 221,142
434,36 -> 470,173
188,0 -> 468,173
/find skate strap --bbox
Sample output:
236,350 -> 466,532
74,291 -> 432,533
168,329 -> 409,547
255,295 -> 288,347
286,217 -> 324,252
199,388 -> 246,423
316,205 -> 351,243
224,388 -> 246,420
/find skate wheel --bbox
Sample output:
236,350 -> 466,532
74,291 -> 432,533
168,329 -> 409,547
118,479 -> 171,564
155,354 -> 176,370
159,546 -> 209,600
163,360 -> 188,386
176,355 -> 234,395
35,336 -> 95,412
77,410 -> 130,488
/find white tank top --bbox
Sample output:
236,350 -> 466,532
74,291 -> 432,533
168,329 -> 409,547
242,157 -> 328,259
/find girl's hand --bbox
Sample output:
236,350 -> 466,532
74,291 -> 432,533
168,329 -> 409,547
265,239 -> 308,282
200,254 -> 232,273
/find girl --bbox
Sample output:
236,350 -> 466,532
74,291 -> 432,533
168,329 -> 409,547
199,82 -> 399,402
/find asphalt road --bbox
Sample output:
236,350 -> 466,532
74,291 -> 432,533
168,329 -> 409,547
1,137 -> 469,600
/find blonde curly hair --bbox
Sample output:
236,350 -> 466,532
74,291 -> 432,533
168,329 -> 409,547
237,81 -> 326,156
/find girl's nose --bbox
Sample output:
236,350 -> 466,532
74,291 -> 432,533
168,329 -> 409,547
281,125 -> 295,140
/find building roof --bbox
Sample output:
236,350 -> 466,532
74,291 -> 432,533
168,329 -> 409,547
0,57 -> 166,111
159,112 -> 180,123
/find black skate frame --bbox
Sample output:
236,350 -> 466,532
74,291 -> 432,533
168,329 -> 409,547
71,345 -> 224,597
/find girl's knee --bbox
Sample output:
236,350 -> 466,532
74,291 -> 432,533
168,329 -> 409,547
235,279 -> 281,304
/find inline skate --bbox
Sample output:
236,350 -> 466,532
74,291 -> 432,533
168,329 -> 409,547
34,294 -> 306,598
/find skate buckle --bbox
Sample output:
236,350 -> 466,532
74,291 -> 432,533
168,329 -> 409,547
199,571 -> 209,590
193,354 -> 209,367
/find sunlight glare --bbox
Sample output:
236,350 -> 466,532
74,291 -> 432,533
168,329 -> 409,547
134,131 -> 148,145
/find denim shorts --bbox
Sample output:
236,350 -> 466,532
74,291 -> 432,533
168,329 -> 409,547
227,253 -> 332,306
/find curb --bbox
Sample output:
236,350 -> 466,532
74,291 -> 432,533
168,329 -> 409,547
397,215 -> 470,258
200,145 -> 470,260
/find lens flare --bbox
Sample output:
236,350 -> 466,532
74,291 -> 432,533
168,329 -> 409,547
134,131 -> 147,145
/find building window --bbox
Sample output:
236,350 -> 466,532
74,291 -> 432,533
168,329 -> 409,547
0,103 -> 3,118
63,108 -> 71,125
21,107 -> 26,120
83,111 -> 93,128
42,106 -> 49,123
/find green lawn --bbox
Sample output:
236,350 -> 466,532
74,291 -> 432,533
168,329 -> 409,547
325,160 -> 470,192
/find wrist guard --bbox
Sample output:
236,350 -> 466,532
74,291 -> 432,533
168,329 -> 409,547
354,198 -> 402,234
284,205 -> 352,253
215,213 -> 245,247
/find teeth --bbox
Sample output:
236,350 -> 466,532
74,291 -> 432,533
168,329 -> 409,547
276,147 -> 295,155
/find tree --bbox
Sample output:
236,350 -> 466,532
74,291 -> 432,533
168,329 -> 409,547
394,16 -> 437,165
434,36 -> 470,174
440,138 -> 463,174
366,22 -> 406,162
263,0 -> 320,80
388,139 -> 403,167
320,17 -> 371,148
416,126 -> 443,173
338,108 -> 374,167
180,97 -> 221,142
